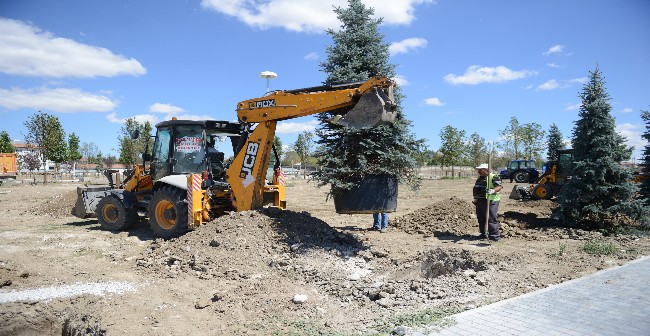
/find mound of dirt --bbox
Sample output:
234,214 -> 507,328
32,189 -> 78,218
132,208 -> 513,333
392,196 -> 476,237
135,208 -> 362,280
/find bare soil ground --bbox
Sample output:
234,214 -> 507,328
0,178 -> 648,335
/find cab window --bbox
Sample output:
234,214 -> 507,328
173,125 -> 206,174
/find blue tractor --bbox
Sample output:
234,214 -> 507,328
499,159 -> 540,183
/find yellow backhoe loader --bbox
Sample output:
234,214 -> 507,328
73,75 -> 396,239
510,149 -> 574,200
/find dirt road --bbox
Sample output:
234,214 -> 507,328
0,178 -> 648,335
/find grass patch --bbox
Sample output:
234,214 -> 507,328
271,319 -> 347,336
548,242 -> 568,258
250,317 -> 347,336
614,227 -> 650,236
579,240 -> 618,255
375,308 -> 458,335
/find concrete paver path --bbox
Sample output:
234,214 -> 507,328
418,256 -> 650,335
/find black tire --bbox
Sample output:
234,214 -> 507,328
514,171 -> 530,183
532,184 -> 553,200
95,195 -> 137,231
148,185 -> 188,239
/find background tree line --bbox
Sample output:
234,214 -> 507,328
1,108 -> 644,181
0,112 -> 153,183
271,116 -> 558,174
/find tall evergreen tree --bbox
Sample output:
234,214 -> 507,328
546,123 -> 564,161
639,109 -> 650,206
552,66 -> 648,231
0,131 -> 16,153
314,0 -> 421,191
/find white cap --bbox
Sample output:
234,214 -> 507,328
475,163 -> 489,169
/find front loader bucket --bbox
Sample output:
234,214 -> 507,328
336,87 -> 397,128
509,185 -> 530,200
71,186 -> 112,218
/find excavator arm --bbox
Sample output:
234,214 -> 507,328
236,75 -> 396,127
226,75 -> 397,211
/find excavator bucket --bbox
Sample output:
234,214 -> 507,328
509,185 -> 531,200
335,87 -> 397,128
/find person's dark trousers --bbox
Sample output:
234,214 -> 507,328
373,212 -> 388,229
475,199 -> 500,239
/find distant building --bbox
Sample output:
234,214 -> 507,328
11,140 -> 56,172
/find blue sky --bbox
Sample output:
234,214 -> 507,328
1,0 -> 649,162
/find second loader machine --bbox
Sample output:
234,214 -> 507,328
509,149 -> 574,201
73,75 -> 397,239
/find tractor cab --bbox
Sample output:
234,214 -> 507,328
149,119 -> 244,181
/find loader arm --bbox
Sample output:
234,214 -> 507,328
227,75 -> 396,211
236,75 -> 396,126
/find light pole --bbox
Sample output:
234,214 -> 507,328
260,71 -> 277,93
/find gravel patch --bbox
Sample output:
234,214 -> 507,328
0,281 -> 138,303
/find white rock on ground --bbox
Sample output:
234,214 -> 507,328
292,294 -> 308,304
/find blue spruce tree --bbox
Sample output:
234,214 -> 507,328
314,0 -> 421,192
552,66 -> 649,231
546,123 -> 563,161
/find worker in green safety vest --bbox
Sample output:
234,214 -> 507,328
472,163 -> 503,241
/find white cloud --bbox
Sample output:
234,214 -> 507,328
149,103 -> 185,114
276,120 -> 318,134
106,112 -> 123,123
537,77 -> 586,91
200,0 -> 434,33
444,65 -> 535,85
621,107 -> 633,113
392,74 -> 409,86
106,111 -> 215,125
547,63 -> 560,68
567,77 -> 587,84
173,113 -> 216,120
0,18 -> 146,78
106,112 -> 159,125
537,79 -> 560,90
0,87 -> 117,112
564,102 -> 581,111
616,123 -> 645,157
389,37 -> 427,55
423,97 -> 443,106
543,44 -> 564,55
304,52 -> 319,60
